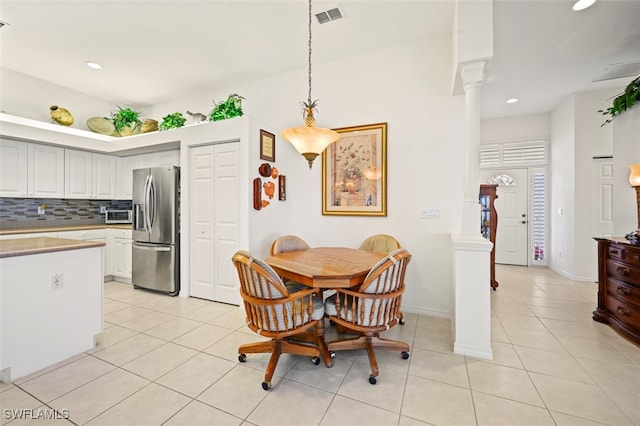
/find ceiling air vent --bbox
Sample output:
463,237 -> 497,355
592,60 -> 640,82
315,7 -> 343,24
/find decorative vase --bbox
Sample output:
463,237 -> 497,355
140,119 -> 158,133
344,177 -> 361,194
87,117 -> 116,135
117,123 -> 141,137
49,105 -> 73,126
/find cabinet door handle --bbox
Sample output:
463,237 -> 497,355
634,255 -> 640,262
617,286 -> 631,296
616,306 -> 630,317
616,266 -> 630,276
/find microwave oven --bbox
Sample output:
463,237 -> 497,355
105,209 -> 132,224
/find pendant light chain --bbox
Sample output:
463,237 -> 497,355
307,0 -> 313,105
280,0 -> 340,169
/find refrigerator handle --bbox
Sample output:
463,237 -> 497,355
133,242 -> 171,252
148,174 -> 156,229
144,174 -> 152,234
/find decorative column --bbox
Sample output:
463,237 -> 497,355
451,61 -> 493,360
461,62 -> 485,234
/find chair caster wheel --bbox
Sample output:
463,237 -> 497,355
401,351 -> 410,360
262,381 -> 271,390
399,318 -> 406,325
311,357 -> 321,365
330,351 -> 336,359
238,354 -> 247,363
368,375 -> 377,385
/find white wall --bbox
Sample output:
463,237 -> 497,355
574,89 -> 617,280
0,68 -> 117,131
549,87 -> 621,281
152,36 -> 465,317
0,35 -> 464,318
612,107 -> 640,236
550,96 -> 576,279
480,113 -> 550,144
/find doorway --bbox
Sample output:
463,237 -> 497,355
480,168 -> 529,266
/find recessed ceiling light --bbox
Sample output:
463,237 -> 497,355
573,0 -> 596,11
506,98 -> 518,104
85,61 -> 102,70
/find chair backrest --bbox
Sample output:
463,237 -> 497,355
232,250 -> 317,335
334,249 -> 411,329
270,235 -> 311,255
359,234 -> 401,254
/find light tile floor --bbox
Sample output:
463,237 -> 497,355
2,265 -> 640,425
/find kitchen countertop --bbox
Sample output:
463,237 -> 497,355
0,224 -> 132,236
0,237 -> 105,258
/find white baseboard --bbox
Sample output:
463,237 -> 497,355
453,342 -> 493,360
401,305 -> 451,319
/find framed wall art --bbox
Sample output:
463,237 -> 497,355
322,122 -> 387,216
260,129 -> 275,162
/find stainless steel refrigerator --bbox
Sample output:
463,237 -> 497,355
132,166 -> 180,296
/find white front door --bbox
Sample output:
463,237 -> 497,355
480,168 -> 529,266
189,143 -> 241,305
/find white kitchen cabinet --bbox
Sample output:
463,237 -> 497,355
110,229 -> 132,281
116,156 -> 143,200
65,149 -> 92,198
29,144 -> 65,198
115,150 -> 179,200
0,140 -> 64,198
65,149 -> 116,199
93,153 -> 117,199
142,150 -> 180,168
0,139 -> 28,197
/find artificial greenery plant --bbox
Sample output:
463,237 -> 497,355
159,112 -> 187,131
210,93 -> 245,121
599,75 -> 640,126
111,106 -> 142,135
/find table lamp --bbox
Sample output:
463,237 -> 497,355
627,164 -> 640,241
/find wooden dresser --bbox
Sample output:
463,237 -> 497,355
480,184 -> 499,290
593,237 -> 640,345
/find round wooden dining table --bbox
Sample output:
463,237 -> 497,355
264,247 -> 386,368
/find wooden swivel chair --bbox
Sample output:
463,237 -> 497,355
358,234 -> 405,325
232,250 -> 324,390
270,235 -> 310,255
359,234 -> 401,254
270,235 -> 311,293
325,248 -> 412,384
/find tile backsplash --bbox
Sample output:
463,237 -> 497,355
0,198 -> 132,229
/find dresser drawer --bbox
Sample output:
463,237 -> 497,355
607,258 -> 640,286
605,297 -> 640,330
608,244 -> 640,267
606,278 -> 640,309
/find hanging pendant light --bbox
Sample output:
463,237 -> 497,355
281,0 -> 340,169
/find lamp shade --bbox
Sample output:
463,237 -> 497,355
281,126 -> 340,168
629,164 -> 640,186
